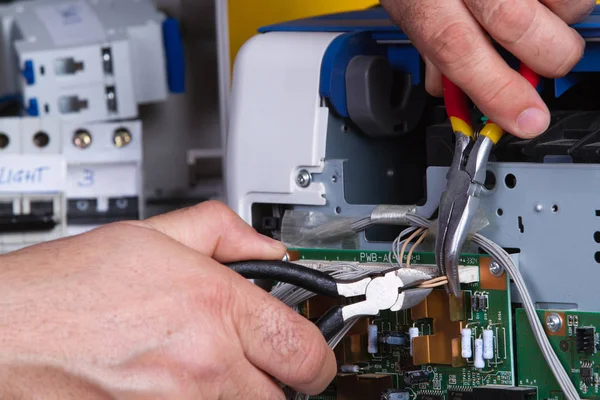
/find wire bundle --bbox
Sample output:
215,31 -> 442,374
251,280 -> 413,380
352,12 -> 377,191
274,212 -> 580,400
404,214 -> 580,400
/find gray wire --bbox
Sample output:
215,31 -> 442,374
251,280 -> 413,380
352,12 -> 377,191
276,212 -> 580,400
406,215 -> 580,400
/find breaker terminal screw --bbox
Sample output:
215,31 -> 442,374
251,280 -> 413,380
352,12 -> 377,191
0,133 -> 9,149
73,129 -> 92,149
296,170 -> 312,188
546,313 -> 562,332
113,128 -> 132,148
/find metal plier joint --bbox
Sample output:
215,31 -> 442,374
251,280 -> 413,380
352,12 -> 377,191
436,64 -> 540,297
227,260 -> 433,341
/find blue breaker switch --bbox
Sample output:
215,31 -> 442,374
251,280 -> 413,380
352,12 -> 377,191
22,60 -> 35,85
162,17 -> 186,93
26,98 -> 39,116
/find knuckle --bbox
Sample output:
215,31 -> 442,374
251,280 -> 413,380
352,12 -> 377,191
292,334 -> 333,387
548,0 -> 595,24
253,298 -> 303,359
478,77 -> 515,110
483,0 -> 535,44
428,21 -> 479,70
194,199 -> 230,216
187,273 -> 236,313
553,41 -> 584,77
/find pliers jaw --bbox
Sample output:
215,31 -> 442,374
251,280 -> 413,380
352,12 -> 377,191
435,133 -> 495,297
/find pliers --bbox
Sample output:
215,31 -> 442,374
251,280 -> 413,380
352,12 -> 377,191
226,261 -> 434,341
436,64 -> 540,297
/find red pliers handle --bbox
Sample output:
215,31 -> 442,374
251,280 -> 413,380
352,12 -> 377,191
436,64 -> 541,296
442,63 -> 541,144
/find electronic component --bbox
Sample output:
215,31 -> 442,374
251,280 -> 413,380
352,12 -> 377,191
403,370 -> 431,386
474,338 -> 485,369
472,386 -> 536,400
368,324 -> 378,354
448,390 -> 474,400
576,327 -> 596,354
381,390 -> 409,400
461,328 -> 472,359
380,333 -> 406,346
581,366 -> 593,385
340,365 -> 361,373
408,326 -> 419,356
483,329 -> 494,360
472,293 -> 488,312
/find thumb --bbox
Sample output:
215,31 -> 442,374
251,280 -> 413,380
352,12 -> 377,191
133,201 -> 286,263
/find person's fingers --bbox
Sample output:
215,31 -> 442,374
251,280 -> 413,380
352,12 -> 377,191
134,201 -> 286,262
221,359 -> 286,400
464,0 -> 585,78
381,0 -> 549,138
231,277 -> 337,395
424,56 -> 443,97
540,0 -> 595,24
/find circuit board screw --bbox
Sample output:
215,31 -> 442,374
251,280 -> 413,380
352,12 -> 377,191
546,313 -> 563,332
489,261 -> 504,277
296,170 -> 312,188
534,204 -> 543,212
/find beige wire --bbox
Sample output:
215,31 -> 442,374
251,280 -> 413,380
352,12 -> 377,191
400,227 -> 425,267
406,228 -> 430,267
417,276 -> 448,288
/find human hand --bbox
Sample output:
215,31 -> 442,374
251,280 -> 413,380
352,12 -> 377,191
380,0 -> 595,138
0,201 -> 335,399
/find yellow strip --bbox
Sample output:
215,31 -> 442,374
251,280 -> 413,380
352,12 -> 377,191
228,0 -> 378,68
450,117 -> 474,138
479,123 -> 505,144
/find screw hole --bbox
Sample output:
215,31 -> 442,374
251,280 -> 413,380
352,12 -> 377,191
497,209 -> 503,216
595,232 -> 600,243
33,131 -> 49,148
341,124 -> 349,133
0,133 -> 9,149
331,176 -> 337,183
335,207 -> 342,214
552,205 -> 559,213
505,174 -> 517,189
518,216 -> 524,233
484,170 -> 496,190
595,251 -> 600,264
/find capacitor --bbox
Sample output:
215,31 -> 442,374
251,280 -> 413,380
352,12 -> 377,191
339,364 -> 360,373
404,370 -> 431,385
474,338 -> 485,369
461,328 -> 472,359
478,295 -> 488,310
483,329 -> 494,360
409,327 -> 419,355
368,324 -> 378,354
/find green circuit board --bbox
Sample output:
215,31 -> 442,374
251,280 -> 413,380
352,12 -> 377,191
516,309 -> 600,399
292,249 -> 515,400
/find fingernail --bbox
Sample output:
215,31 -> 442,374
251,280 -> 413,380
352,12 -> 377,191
517,108 -> 550,137
260,234 -> 285,250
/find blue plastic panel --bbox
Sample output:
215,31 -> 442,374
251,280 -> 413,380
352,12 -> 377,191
260,6 -> 600,104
